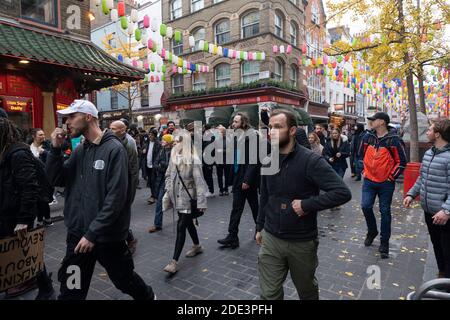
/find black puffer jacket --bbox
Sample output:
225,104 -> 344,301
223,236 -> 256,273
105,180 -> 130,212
0,143 -> 39,225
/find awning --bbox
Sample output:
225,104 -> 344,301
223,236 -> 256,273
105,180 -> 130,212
0,22 -> 144,82
208,106 -> 234,127
179,109 -> 206,127
272,104 -> 313,128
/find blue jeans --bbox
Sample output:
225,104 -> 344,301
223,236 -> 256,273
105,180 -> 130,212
361,179 -> 395,243
154,182 -> 165,228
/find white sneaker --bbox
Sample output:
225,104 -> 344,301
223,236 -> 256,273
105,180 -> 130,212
205,192 -> 215,198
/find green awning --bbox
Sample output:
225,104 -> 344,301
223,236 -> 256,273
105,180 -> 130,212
272,104 -> 313,127
179,109 -> 206,127
0,22 -> 144,81
208,106 -> 234,127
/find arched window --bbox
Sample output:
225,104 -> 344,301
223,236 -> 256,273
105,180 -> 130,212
172,37 -> 183,55
191,0 -> 204,13
215,19 -> 230,45
171,0 -> 182,20
274,12 -> 283,38
274,59 -> 284,81
215,63 -> 231,87
290,65 -> 298,87
241,61 -> 260,84
172,74 -> 184,94
192,28 -> 205,52
241,11 -> 260,39
290,21 -> 298,46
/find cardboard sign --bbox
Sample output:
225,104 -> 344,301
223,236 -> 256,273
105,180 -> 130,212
0,228 -> 45,292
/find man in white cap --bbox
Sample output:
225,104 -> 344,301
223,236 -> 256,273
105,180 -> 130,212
46,100 -> 155,300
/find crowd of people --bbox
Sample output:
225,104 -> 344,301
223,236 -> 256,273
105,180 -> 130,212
0,101 -> 449,300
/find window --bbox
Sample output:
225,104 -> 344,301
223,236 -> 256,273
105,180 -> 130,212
307,74 -> 323,103
172,74 -> 184,94
172,37 -> 183,55
290,22 -> 298,46
192,28 -> 205,52
274,59 -> 284,81
215,64 -> 231,87
192,73 -> 206,91
191,0 -> 204,13
111,90 -> 118,110
290,65 -> 298,87
241,11 -> 260,39
274,13 -> 283,38
140,84 -> 149,106
171,0 -> 182,20
241,61 -> 260,84
21,0 -> 57,26
215,19 -> 230,45
312,4 -> 319,25
213,0 -> 224,3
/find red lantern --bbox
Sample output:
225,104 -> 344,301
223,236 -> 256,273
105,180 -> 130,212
118,1 -> 125,17
344,54 -> 350,62
311,58 -> 316,66
332,61 -> 337,68
150,75 -> 155,82
301,43 -> 307,54
338,70 -> 343,77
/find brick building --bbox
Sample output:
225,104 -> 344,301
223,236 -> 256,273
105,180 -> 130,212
160,0 -> 328,126
0,0 -> 144,135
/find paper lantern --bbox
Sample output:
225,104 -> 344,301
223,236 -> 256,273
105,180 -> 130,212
143,15 -> 150,28
118,54 -> 123,62
117,1 -> 125,16
273,45 -> 278,53
150,63 -> 155,72
301,43 -> 307,54
217,46 -> 223,56
120,16 -> 128,30
160,24 -> 167,37
150,75 -> 155,82
135,29 -> 141,41
157,46 -> 162,55
344,54 -> 350,62
255,52 -> 261,61
213,45 -> 218,55
178,67 -> 183,74
172,66 -> 177,73
332,61 -> 337,68
162,65 -> 167,73
151,18 -> 159,32
280,45 -> 285,54
131,9 -> 138,23
94,0 -> 101,6
171,54 -> 177,64
106,0 -> 114,9
316,69 -> 321,75
317,57 -> 322,66
286,45 -> 292,54
162,75 -> 166,81
132,60 -> 137,67
186,62 -> 191,70
141,33 -> 148,46
323,55 -> 328,65
243,52 -> 248,60
261,52 -> 266,60
311,58 -> 316,66
148,39 -> 153,50
110,9 -> 118,22
183,60 -> 187,69
174,30 -> 182,43
189,36 -> 195,48
228,49 -> 234,58
209,43 -> 214,54
337,55 -> 343,63
166,27 -> 173,39
203,41 -> 209,52
183,68 -> 187,75
161,48 -> 166,59
144,62 -> 149,70
178,57 -> 183,67
127,23 -> 134,36
102,0 -> 110,15
156,76 -> 160,82
248,52 -> 253,60
151,42 -> 157,53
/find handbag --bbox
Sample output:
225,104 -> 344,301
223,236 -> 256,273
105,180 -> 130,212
175,166 -> 204,219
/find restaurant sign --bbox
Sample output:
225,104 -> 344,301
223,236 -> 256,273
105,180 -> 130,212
4,96 -> 31,113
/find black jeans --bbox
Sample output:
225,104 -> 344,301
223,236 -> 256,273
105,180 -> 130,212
58,233 -> 154,300
36,201 -> 50,222
228,187 -> 259,239
146,167 -> 155,197
173,212 -> 200,261
202,165 -> 214,194
424,212 -> 450,277
216,164 -> 231,193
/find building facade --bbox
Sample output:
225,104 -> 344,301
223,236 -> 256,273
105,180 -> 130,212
160,0 -> 328,126
0,0 -> 143,135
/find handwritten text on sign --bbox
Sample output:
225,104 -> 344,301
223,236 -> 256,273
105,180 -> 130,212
0,228 -> 45,292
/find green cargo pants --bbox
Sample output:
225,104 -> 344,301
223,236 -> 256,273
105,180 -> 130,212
258,230 -> 319,300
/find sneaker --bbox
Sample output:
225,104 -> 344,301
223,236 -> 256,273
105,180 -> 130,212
43,219 -> 54,227
147,197 -> 155,204
163,260 -> 178,274
217,235 -> 239,249
49,199 -> 58,206
379,243 -> 389,259
148,226 -> 162,233
364,232 -> 378,247
128,238 -> 138,255
185,245 -> 203,257
205,192 -> 214,198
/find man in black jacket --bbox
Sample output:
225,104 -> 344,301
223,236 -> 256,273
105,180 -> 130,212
256,109 -> 352,300
218,113 -> 260,248
46,100 -> 154,300
142,129 -> 161,204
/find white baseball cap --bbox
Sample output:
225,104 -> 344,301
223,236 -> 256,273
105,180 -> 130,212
57,99 -> 99,118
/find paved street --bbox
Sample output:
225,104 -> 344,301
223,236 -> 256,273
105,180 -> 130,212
3,172 -> 435,300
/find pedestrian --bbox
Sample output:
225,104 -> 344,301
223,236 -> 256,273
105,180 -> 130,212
0,117 -> 55,300
46,100 -> 155,300
109,120 -> 140,255
256,109 -> 351,300
143,129 -> 161,204
218,113 -> 260,248
358,112 -> 407,259
350,124 -> 365,181
162,130 -> 207,274
308,132 -> 324,156
323,128 -> 350,179
215,125 -> 231,196
314,123 -> 328,146
148,134 -> 174,233
404,119 -> 450,278
202,124 -> 215,197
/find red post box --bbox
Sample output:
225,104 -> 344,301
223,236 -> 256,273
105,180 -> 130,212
403,162 -> 421,199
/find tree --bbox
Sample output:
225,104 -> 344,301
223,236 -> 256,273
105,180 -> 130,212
325,0 -> 449,162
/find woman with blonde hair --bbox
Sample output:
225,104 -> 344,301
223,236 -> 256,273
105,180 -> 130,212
162,128 -> 208,274
308,132 -> 324,156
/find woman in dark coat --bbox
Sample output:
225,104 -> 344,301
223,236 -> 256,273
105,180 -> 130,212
324,127 -> 350,178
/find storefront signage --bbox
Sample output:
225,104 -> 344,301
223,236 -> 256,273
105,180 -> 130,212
334,104 -> 344,111
4,96 -> 30,113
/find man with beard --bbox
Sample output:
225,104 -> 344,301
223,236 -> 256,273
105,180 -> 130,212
256,109 -> 351,300
46,100 -> 155,300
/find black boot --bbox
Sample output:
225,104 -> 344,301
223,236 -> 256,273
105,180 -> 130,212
379,242 -> 389,259
364,231 -> 378,247
217,235 -> 239,248
35,271 -> 55,300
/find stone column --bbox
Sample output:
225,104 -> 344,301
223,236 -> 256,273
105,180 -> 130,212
41,92 -> 55,137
